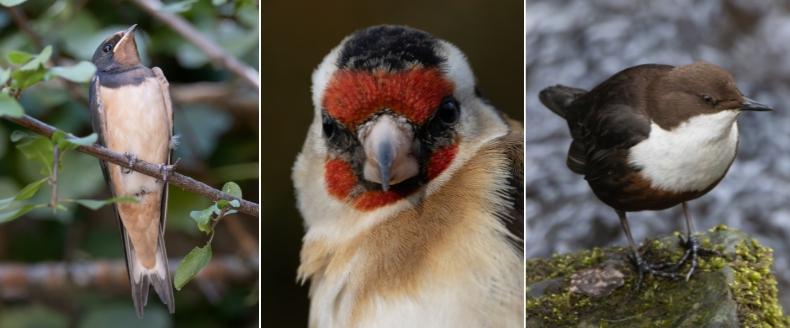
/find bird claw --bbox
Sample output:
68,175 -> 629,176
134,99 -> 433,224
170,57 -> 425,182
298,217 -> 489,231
631,234 -> 720,291
122,152 -> 137,174
158,164 -> 175,183
158,159 -> 179,183
629,251 -> 684,292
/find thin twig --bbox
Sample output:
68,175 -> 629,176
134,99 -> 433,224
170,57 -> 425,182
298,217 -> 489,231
0,256 -> 254,299
2,115 -> 260,218
129,0 -> 260,90
49,144 -> 59,210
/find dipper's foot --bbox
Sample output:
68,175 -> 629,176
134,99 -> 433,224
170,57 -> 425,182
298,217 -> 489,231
630,250 -> 683,291
674,235 -> 720,281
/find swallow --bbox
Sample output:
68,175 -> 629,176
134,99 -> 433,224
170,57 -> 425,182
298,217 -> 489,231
89,24 -> 175,317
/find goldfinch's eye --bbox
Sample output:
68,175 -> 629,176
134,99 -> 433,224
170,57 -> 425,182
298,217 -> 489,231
437,97 -> 459,124
322,116 -> 336,139
102,44 -> 113,53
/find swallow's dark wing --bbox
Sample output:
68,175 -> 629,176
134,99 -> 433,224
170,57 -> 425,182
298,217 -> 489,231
150,66 -> 175,313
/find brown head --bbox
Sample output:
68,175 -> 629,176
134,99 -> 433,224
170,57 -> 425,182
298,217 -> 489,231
91,25 -> 142,73
647,61 -> 772,129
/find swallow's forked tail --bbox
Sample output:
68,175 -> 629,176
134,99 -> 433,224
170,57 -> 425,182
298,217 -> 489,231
121,224 -> 175,318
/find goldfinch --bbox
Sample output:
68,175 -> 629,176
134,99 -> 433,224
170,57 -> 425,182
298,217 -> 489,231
293,25 -> 523,328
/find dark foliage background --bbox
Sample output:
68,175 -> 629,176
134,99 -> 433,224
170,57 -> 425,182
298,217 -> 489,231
0,0 -> 258,327
261,1 -> 523,326
527,0 -> 790,309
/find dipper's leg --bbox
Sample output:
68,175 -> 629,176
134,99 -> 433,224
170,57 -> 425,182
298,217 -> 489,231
649,202 -> 718,280
617,210 -> 682,289
677,202 -> 699,281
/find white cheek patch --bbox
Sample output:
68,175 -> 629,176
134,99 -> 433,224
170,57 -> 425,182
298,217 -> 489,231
435,40 -> 476,103
312,42 -> 345,112
628,110 -> 740,192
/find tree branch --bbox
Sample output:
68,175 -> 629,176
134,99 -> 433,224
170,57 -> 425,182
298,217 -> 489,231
129,0 -> 260,90
3,115 -> 260,218
0,256 -> 254,299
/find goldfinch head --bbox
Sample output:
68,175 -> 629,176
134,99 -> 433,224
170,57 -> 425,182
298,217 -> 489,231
299,25 -> 507,212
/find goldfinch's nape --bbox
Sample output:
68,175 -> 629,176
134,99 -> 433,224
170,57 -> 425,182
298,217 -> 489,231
294,25 -> 523,327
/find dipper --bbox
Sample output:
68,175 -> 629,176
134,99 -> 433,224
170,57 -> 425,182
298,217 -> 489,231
539,62 -> 772,281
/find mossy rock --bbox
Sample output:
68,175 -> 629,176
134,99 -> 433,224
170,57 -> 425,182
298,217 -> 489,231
526,225 -> 790,327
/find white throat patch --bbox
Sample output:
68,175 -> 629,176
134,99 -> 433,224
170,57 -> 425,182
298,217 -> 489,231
628,110 -> 739,193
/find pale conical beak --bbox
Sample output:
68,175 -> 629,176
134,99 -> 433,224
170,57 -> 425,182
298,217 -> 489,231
114,24 -> 138,53
360,115 -> 419,191
741,97 -> 773,112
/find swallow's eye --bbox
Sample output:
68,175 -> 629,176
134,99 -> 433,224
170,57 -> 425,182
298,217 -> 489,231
102,44 -> 113,53
437,97 -> 460,125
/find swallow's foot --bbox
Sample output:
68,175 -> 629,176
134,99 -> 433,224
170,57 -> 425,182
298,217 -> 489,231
122,152 -> 137,174
158,159 -> 179,183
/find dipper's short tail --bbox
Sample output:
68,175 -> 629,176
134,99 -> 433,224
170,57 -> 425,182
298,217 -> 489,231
538,85 -> 587,118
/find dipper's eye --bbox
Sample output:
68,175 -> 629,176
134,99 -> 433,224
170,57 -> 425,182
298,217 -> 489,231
436,97 -> 460,125
102,44 -> 113,53
701,94 -> 716,105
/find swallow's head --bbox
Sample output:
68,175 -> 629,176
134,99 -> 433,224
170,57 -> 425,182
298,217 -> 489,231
297,25 -> 507,212
92,24 -> 141,72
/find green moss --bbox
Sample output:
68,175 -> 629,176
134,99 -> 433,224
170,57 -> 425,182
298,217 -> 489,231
526,226 -> 787,327
730,238 -> 785,326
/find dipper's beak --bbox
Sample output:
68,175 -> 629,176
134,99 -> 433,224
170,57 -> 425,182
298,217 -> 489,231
740,97 -> 773,112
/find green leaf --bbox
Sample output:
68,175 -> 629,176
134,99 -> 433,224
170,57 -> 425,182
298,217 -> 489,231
20,45 -> 52,71
49,61 -> 96,82
0,177 -> 47,212
9,130 -> 27,142
15,134 -> 53,175
52,131 -> 97,152
0,198 -> 12,210
0,67 -> 10,85
11,66 -> 47,89
0,93 -> 23,117
6,50 -> 33,64
72,196 -> 136,210
161,0 -> 198,13
222,181 -> 242,199
189,205 -> 214,234
14,177 -> 48,201
0,204 -> 42,223
174,244 -> 212,290
212,0 -> 227,5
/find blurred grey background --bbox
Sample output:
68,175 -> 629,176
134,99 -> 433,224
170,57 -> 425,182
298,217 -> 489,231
526,0 -> 790,308
262,1 -> 523,326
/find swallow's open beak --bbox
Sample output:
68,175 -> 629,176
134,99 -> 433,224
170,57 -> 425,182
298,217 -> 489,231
114,24 -> 138,53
